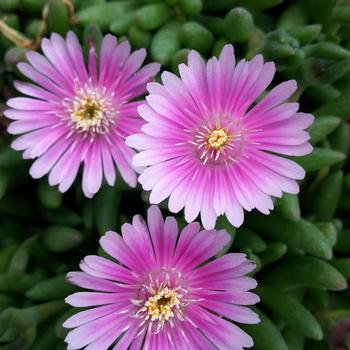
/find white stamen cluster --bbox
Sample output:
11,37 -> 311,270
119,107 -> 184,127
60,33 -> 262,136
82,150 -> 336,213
145,287 -> 180,322
132,270 -> 187,333
65,85 -> 116,139
190,121 -> 245,165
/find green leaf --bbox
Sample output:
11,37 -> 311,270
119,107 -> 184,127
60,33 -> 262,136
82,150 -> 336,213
331,259 -> 350,279
262,256 -> 347,291
290,147 -> 345,172
43,207 -> 82,226
26,275 -> 77,301
76,0 -> 105,11
258,242 -> 287,267
306,85 -> 341,104
0,272 -> 45,294
38,181 -> 63,210
0,170 -> 10,200
302,57 -> 350,86
110,13 -> 135,36
241,307 -> 289,350
41,226 -> 83,253
0,244 -> 17,273
0,294 -> 16,313
277,4 -> 307,30
316,222 -> 338,248
216,216 -> 236,255
8,236 -> 37,273
171,48 -> 190,74
0,146 -> 23,169
234,227 -> 267,253
20,0 -> 46,16
287,25 -> 321,45
261,31 -> 298,60
244,0 -> 284,10
333,5 -> 350,22
135,3 -> 171,32
308,289 -> 329,308
315,91 -> 350,119
128,26 -> 151,49
212,37 -> 230,56
76,2 -> 135,31
274,193 -> 300,221
179,0 -> 203,15
335,230 -> 350,253
312,171 -> 343,220
151,22 -> 181,66
22,301 -> 66,325
54,309 -> 76,339
224,7 -> 254,42
94,185 -> 121,234
258,285 -> 323,340
47,0 -> 70,36
301,0 -> 336,23
283,328 -> 305,350
328,123 -> 350,165
308,115 -> 341,145
0,0 -> 20,11
198,15 -> 226,36
240,248 -> 262,273
29,318 -> 58,350
248,213 -> 333,259
181,22 -> 214,53
303,42 -> 350,60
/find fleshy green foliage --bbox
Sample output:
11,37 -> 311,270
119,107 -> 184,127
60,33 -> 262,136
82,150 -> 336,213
0,0 -> 350,349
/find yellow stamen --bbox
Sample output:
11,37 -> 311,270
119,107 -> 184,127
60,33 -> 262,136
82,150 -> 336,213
145,287 -> 180,322
207,128 -> 229,150
71,93 -> 104,131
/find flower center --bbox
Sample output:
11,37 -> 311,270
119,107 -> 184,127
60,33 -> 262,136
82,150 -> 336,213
72,95 -> 103,124
190,121 -> 246,166
207,128 -> 229,150
145,287 -> 180,322
132,269 -> 187,333
66,86 -> 116,138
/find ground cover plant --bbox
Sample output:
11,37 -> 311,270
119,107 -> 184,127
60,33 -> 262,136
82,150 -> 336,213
0,0 -> 350,349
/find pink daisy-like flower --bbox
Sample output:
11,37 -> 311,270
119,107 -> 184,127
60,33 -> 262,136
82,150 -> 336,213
126,45 -> 314,229
5,32 -> 160,197
64,205 -> 259,350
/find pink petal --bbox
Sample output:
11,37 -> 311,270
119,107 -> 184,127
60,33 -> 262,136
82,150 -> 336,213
66,271 -> 125,293
29,137 -> 73,178
82,142 -> 103,197
63,304 -> 122,328
80,255 -> 137,284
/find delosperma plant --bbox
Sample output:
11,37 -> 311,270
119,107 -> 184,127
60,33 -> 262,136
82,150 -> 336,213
0,0 -> 349,349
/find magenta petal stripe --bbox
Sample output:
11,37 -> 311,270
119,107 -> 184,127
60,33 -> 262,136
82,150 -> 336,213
126,44 -> 314,229
64,206 -> 260,350
5,31 -> 160,197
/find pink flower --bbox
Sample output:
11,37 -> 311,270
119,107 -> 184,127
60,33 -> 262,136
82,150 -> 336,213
64,206 -> 259,350
5,32 -> 160,197
126,45 -> 314,229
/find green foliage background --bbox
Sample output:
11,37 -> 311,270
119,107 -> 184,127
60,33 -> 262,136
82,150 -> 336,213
0,0 -> 350,349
